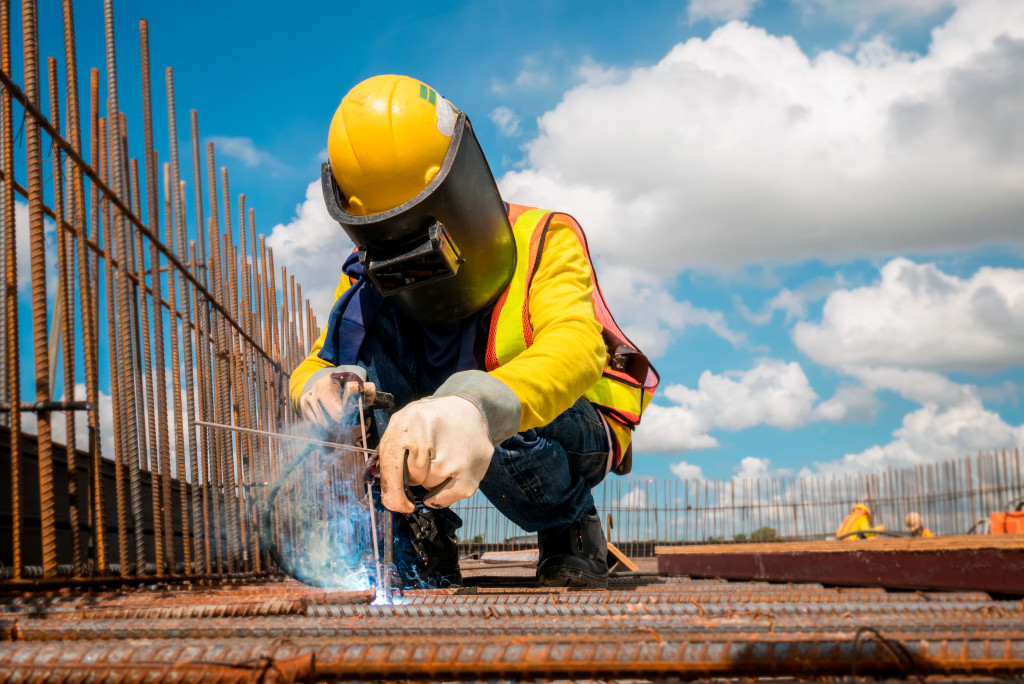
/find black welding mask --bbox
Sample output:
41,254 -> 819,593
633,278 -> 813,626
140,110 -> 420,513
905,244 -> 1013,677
321,114 -> 515,325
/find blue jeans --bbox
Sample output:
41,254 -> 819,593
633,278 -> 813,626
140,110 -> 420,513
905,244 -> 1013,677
357,315 -> 610,534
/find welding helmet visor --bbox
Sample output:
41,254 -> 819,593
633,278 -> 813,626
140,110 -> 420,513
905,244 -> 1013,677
322,114 -> 515,324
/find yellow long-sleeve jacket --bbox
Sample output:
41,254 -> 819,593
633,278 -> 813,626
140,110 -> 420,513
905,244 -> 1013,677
289,217 -> 631,452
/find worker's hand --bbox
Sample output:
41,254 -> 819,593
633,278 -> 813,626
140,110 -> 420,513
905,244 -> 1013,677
299,365 -> 375,427
377,396 -> 494,514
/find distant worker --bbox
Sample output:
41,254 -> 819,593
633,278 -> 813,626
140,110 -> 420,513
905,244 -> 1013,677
290,75 -> 658,589
905,512 -> 934,537
836,503 -> 885,540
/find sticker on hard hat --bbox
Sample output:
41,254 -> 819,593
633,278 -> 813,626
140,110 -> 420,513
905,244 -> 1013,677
436,97 -> 456,137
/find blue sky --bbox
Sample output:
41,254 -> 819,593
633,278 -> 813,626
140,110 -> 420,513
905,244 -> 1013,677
18,0 -> 1024,484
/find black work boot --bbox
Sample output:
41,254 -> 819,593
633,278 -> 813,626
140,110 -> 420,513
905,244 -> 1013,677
536,507 -> 609,589
393,509 -> 463,589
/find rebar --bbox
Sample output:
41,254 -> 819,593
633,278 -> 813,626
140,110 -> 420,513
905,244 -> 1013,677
1,0 -> 22,582
47,56 -> 84,576
22,0 -> 58,580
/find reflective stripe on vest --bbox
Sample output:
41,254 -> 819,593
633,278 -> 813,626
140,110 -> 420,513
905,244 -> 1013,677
485,205 -> 658,430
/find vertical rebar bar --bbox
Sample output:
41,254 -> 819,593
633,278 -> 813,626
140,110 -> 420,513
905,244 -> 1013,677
61,0 -> 103,575
138,18 -> 175,573
163,162 -> 190,570
22,0 -> 57,579
104,0 -> 146,574
130,157 -> 163,574
48,56 -> 85,575
1,0 -> 21,581
166,68 -> 204,572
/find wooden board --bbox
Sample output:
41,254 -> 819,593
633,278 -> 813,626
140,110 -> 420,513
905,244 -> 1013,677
656,535 -> 1024,594
655,534 -> 1024,556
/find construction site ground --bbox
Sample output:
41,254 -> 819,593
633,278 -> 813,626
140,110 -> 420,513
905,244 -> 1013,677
1,554 -> 1022,682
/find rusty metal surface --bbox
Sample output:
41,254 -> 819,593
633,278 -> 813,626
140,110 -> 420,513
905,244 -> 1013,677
1,573 -> 1023,681
657,546 -> 1024,594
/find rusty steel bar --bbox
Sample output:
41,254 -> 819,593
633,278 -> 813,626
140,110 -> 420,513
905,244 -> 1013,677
1,0 -> 21,582
166,72 -> 205,575
163,162 -> 191,573
99,116 -> 132,577
48,56 -> 84,576
22,0 -> 58,580
139,18 -> 174,573
104,0 -> 147,575
0,633 -> 1021,680
61,0 -> 103,579
204,143 -> 224,575
7,612 -> 1024,640
189,109 -> 218,577
130,156 -> 164,575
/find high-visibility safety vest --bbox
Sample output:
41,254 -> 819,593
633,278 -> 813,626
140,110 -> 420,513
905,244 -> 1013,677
486,204 -> 659,453
835,505 -> 876,540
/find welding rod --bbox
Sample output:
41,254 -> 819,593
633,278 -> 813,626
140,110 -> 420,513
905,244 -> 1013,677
194,420 -> 378,456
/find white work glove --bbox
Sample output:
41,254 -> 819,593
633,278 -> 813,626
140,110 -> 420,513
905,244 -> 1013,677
378,395 -> 495,514
299,365 -> 375,427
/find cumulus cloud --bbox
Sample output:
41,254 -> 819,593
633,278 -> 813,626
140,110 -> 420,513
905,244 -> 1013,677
599,264 -> 744,358
814,384 -> 881,422
489,106 -> 521,137
670,460 -> 705,481
793,258 -> 1024,373
733,455 -> 794,479
736,274 -> 848,324
634,359 -> 837,453
265,180 -> 354,318
208,136 -> 286,174
689,0 -> 761,23
809,396 -> 1024,474
498,1 -> 1024,275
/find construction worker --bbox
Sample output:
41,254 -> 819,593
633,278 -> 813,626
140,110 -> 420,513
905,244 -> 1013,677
290,75 -> 657,589
905,512 -> 934,537
835,503 -> 885,540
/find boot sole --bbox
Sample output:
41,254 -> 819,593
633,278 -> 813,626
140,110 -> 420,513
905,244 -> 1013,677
536,567 -> 609,589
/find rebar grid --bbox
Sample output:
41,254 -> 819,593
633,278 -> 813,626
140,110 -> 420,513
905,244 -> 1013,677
1,576 -> 1023,681
0,0 -> 319,582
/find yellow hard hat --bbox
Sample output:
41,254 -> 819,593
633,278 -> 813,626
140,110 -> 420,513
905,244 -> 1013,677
327,74 -> 458,216
854,503 -> 872,518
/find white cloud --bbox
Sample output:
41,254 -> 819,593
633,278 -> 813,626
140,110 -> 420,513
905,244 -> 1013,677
489,106 -> 521,137
689,0 -> 761,23
634,359 -> 822,453
265,180 -> 354,319
810,396 -> 1024,474
793,258 -> 1024,373
813,384 -> 881,422
208,136 -> 284,173
667,359 -> 820,430
736,274 -> 847,325
670,460 -> 705,481
498,2 -> 1024,276
733,455 -> 794,480
599,264 -> 744,359
13,200 -> 57,294
618,486 -> 648,508
795,0 -> 957,24
491,56 -> 554,95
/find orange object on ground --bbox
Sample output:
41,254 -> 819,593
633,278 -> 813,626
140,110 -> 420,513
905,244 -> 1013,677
990,511 -> 1024,534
